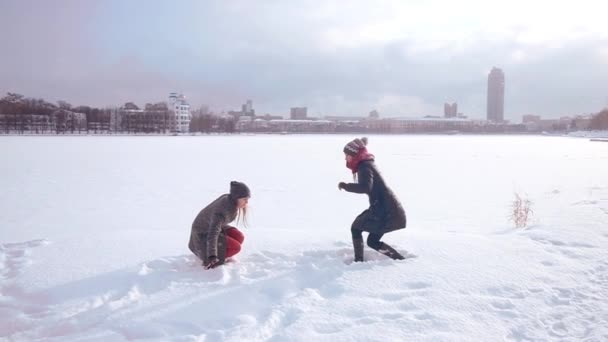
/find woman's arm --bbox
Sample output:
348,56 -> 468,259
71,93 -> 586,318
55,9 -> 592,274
206,212 -> 226,258
341,165 -> 373,194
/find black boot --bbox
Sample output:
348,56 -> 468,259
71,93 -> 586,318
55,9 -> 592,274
352,237 -> 364,262
377,242 -> 405,260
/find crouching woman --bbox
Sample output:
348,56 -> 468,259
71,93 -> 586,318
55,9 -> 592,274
188,181 -> 250,269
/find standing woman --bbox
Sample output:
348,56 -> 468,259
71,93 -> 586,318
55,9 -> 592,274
189,181 -> 250,269
338,137 -> 407,262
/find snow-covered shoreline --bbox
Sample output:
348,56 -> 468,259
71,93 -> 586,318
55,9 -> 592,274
567,130 -> 608,139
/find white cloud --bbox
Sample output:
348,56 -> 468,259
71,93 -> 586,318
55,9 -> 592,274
312,0 -> 608,53
510,49 -> 527,63
1,0 -> 607,118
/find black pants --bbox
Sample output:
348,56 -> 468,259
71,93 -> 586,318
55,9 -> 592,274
351,228 -> 384,250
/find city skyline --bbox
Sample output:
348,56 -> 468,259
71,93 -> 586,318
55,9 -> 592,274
1,1 -> 607,120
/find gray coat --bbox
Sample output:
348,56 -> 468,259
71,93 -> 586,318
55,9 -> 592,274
188,194 -> 238,263
343,160 -> 406,234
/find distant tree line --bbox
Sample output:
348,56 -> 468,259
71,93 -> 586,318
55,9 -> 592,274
0,92 -> 238,134
0,92 -> 111,133
0,93 -> 57,115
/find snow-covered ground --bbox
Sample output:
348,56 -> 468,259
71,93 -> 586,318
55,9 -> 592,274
1,135 -> 607,341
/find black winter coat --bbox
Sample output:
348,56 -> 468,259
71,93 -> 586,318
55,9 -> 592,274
343,160 -> 406,234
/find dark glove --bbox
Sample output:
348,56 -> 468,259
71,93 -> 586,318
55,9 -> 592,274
338,182 -> 347,190
204,256 -> 220,269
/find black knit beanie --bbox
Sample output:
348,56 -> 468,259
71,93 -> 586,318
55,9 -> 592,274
230,181 -> 251,199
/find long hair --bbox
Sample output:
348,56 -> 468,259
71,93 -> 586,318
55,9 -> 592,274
236,206 -> 248,227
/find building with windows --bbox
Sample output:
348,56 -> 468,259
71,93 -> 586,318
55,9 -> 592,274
0,110 -> 87,134
366,117 -> 488,133
169,93 -> 191,133
237,118 -> 334,133
290,107 -> 308,120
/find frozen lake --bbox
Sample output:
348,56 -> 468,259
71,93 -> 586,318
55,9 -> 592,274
2,135 -> 606,241
1,134 -> 607,341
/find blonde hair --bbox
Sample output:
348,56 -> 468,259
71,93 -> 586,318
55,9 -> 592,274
236,207 -> 248,227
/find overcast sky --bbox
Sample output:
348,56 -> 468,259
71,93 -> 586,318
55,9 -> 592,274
1,0 -> 607,120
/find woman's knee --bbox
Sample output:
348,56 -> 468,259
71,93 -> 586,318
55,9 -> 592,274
225,236 -> 242,258
366,234 -> 383,249
226,227 -> 245,244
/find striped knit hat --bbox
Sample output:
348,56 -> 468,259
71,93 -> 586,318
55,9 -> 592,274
343,137 -> 368,156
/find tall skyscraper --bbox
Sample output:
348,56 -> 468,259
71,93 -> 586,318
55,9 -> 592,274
487,67 -> 505,122
444,102 -> 458,118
